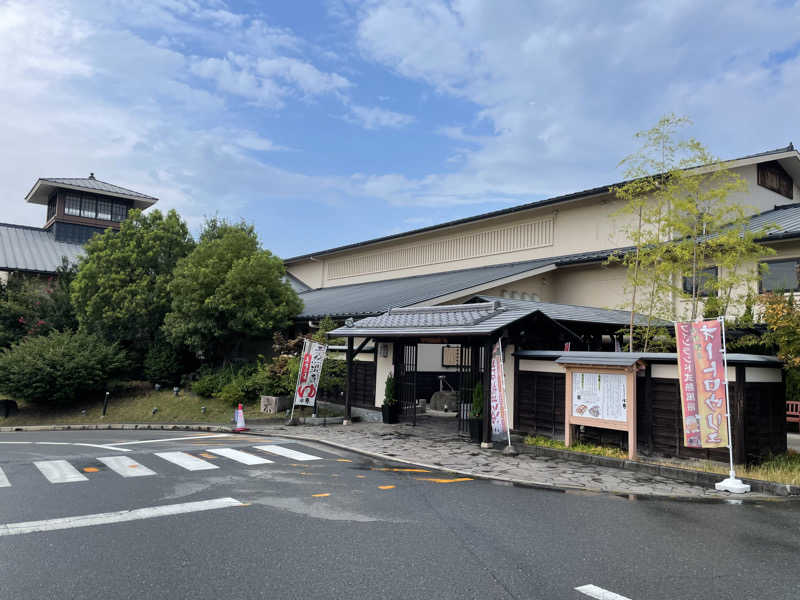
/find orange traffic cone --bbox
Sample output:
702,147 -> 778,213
234,403 -> 249,432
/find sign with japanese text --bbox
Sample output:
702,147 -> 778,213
489,339 -> 510,436
675,320 -> 729,448
571,372 -> 627,422
293,339 -> 327,407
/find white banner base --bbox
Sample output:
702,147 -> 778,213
715,477 -> 751,494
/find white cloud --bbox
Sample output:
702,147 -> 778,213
351,0 -> 800,204
346,104 -> 415,129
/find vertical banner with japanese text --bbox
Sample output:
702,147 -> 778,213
293,339 -> 327,407
675,320 -> 729,448
489,339 -> 510,437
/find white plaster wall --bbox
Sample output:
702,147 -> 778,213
745,367 -> 783,383
417,343 -> 459,372
651,364 -> 737,382
0,270 -> 8,285
550,263 -> 630,309
519,360 -> 565,373
480,273 -> 556,302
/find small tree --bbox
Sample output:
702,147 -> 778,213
612,115 -> 774,349
164,219 -> 302,363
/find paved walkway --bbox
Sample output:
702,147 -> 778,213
249,416 -> 762,499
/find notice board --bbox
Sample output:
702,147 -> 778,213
562,362 -> 640,460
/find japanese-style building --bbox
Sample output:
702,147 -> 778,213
0,174 -> 158,282
284,146 -> 799,459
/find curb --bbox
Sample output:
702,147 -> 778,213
2,422 -> 796,502
518,444 -> 800,497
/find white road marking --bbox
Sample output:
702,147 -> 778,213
0,467 -> 9,488
154,451 -> 219,471
112,434 -> 232,446
253,445 -> 322,461
0,441 -> 33,444
37,442 -> 131,452
208,448 -> 273,465
34,460 -> 88,483
0,497 -> 244,537
576,584 -> 633,600
97,456 -> 156,478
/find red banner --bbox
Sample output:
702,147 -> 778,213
675,320 -> 729,448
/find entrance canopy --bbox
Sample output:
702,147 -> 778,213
328,300 -> 527,339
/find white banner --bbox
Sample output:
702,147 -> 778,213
293,339 -> 327,407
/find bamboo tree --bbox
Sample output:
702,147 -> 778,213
612,115 -> 775,347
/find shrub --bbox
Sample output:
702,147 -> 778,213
470,382 -> 483,418
215,379 -> 249,406
143,340 -> 193,386
383,374 -> 397,406
192,368 -> 234,398
0,330 -> 128,405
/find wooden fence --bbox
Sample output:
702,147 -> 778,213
515,361 -> 786,464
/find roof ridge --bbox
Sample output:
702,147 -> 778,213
41,177 -> 157,200
0,222 -> 46,232
284,144 -> 800,263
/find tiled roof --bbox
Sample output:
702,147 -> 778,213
40,177 -> 157,201
0,223 -> 84,273
329,300 -> 533,337
749,203 -> 800,241
356,301 -> 504,329
296,257 -> 555,318
471,295 -> 665,326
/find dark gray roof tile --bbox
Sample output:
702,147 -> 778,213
0,224 -> 84,273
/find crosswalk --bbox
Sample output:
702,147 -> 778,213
0,444 -> 326,488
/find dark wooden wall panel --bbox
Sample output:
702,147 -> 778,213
515,365 -> 787,464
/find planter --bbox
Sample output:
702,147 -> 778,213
382,403 -> 400,424
469,417 -> 483,443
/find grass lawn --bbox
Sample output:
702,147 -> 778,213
0,382 -> 299,427
524,434 -> 800,486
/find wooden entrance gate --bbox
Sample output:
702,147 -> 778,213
394,341 -> 418,425
457,343 -> 483,435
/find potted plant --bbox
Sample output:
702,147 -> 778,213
469,382 -> 484,443
382,374 -> 400,424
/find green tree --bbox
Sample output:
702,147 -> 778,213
0,258 -> 78,347
164,219 -> 302,362
611,114 -> 691,350
612,115 -> 773,349
70,209 -> 195,364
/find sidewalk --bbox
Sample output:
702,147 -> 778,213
249,416 -> 771,499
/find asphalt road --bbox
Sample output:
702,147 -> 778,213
0,430 -> 798,600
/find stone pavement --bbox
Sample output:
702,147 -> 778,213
249,415 -> 764,499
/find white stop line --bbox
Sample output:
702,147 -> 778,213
0,497 -> 245,537
576,584 -> 632,600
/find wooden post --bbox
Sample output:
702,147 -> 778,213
734,365 -> 746,464
345,336 -> 353,423
564,368 -> 573,448
627,365 -> 637,460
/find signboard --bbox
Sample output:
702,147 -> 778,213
571,372 -> 627,422
489,339 -> 510,437
675,320 -> 729,448
293,339 -> 327,407
563,362 -> 638,460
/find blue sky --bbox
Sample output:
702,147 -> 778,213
2,0 -> 799,258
